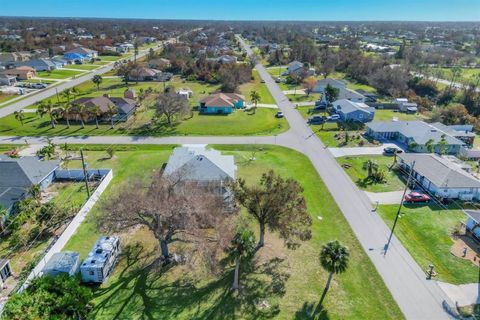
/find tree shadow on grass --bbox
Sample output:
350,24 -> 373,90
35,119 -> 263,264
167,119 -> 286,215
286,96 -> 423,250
90,243 -> 289,320
294,302 -> 330,320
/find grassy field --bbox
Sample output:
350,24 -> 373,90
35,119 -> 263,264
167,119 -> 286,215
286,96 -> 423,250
0,104 -> 287,137
37,69 -> 86,79
64,64 -> 101,71
0,94 -> 17,104
378,204 -> 477,284
337,156 -> 405,192
62,144 -> 402,319
429,67 -> 480,84
286,93 -> 320,103
239,70 -> 276,105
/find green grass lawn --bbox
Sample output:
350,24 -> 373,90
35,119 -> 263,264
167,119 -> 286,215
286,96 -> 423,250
64,64 -> 101,71
0,94 -> 17,104
378,204 -> 477,284
266,66 -> 287,78
287,93 -> 320,103
0,106 -> 287,137
37,69 -> 86,79
429,67 -> 480,84
62,144 -> 402,319
98,55 -> 125,62
240,70 -> 276,105
337,156 -> 405,192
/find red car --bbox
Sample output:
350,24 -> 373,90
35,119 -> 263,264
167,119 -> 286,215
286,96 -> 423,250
405,192 -> 431,203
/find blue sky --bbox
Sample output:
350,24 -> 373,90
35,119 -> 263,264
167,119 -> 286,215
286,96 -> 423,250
1,0 -> 479,21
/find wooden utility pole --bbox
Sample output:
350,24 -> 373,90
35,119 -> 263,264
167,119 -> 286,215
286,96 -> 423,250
80,149 -> 91,198
384,161 -> 415,254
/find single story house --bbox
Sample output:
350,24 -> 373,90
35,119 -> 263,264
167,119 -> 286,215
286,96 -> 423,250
332,99 -> 375,123
42,251 -> 80,277
164,146 -> 237,188
127,67 -> 162,82
366,121 -> 474,154
16,58 -> 57,71
285,60 -> 315,77
0,259 -> 12,290
71,93 -> 137,122
199,93 -> 245,114
63,52 -> 85,63
64,46 -> 98,59
397,153 -> 480,200
148,58 -> 171,70
218,55 -> 237,64
1,66 -> 36,80
0,155 -> 60,214
0,74 -> 17,86
464,210 -> 480,239
312,78 -> 347,93
157,72 -> 173,82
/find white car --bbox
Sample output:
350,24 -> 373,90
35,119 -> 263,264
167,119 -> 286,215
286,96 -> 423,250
327,114 -> 340,122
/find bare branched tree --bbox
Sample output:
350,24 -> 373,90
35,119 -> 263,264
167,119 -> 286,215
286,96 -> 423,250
156,92 -> 190,125
100,171 -> 234,264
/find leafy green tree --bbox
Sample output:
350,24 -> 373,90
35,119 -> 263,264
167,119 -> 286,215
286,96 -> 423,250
233,170 -> 312,251
14,110 -> 25,126
318,240 -> 349,305
3,274 -> 93,319
425,139 -> 435,153
92,75 -> 103,91
249,90 -> 261,114
226,228 -> 256,290
324,84 -> 339,106
27,184 -> 41,202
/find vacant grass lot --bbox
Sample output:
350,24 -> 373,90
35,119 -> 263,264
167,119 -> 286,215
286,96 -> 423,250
287,93 -> 320,103
64,64 -> 101,71
378,204 -> 477,284
37,69 -> 86,79
373,110 -> 425,122
240,70 -> 276,105
62,145 -> 402,319
337,156 -> 405,192
429,67 -> 480,84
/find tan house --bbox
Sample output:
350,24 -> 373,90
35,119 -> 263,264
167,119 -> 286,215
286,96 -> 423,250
0,52 -> 31,64
2,66 -> 37,80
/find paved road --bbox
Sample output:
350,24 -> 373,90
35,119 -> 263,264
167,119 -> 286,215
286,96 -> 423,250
0,41 -> 173,119
0,37 -> 455,319
238,36 -> 453,319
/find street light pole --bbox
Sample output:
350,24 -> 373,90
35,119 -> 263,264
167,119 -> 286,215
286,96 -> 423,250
80,149 -> 91,198
384,161 -> 415,254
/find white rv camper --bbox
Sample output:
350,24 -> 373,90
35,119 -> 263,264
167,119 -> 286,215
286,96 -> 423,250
80,236 -> 120,283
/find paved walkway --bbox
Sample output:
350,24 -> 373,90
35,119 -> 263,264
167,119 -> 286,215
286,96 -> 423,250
329,143 -> 404,158
247,103 -> 278,109
365,190 -> 407,205
438,282 -> 480,307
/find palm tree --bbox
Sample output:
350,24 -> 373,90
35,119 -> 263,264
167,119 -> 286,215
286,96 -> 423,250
362,160 -> 379,179
226,228 -> 256,291
27,184 -> 42,202
91,106 -> 101,129
107,104 -> 118,129
14,110 -> 25,126
318,240 -> 349,305
92,75 -> 103,91
61,88 -> 72,104
37,100 -> 58,129
76,104 -> 88,129
249,90 -> 261,114
425,139 -> 435,153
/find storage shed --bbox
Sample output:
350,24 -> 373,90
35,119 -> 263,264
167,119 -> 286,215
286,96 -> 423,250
42,251 -> 80,277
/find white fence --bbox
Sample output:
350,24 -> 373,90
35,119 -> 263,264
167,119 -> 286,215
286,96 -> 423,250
18,169 -> 113,292
55,168 -> 111,180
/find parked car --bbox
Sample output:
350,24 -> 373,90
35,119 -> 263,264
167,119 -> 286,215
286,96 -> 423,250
260,79 -> 265,83
308,115 -> 325,124
327,114 -> 340,122
74,60 -> 83,65
314,101 -> 327,110
275,77 -> 281,83
383,147 -> 403,155
405,192 -> 430,203
275,111 -> 284,118
31,83 -> 48,89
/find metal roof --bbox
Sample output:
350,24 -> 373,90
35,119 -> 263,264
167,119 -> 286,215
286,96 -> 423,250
42,251 -> 79,275
81,236 -> 119,269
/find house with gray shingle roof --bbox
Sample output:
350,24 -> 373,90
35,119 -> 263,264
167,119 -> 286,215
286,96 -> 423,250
397,153 -> 480,200
366,121 -> 474,155
0,155 -> 60,213
332,99 -> 375,123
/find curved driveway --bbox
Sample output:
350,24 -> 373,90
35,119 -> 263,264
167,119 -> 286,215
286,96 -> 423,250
0,37 -> 455,320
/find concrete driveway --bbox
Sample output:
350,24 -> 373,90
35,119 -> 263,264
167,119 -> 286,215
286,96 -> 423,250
365,190 -> 407,205
329,142 -> 404,158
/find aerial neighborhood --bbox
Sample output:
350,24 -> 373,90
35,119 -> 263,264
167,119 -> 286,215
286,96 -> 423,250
0,9 -> 479,320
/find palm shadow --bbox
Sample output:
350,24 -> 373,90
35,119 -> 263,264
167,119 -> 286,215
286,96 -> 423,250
294,301 -> 330,320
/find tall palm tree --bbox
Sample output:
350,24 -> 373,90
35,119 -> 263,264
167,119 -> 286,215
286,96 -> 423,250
61,103 -> 73,128
92,75 -> 103,91
249,90 -> 261,114
14,110 -> 25,126
318,240 -> 349,305
61,88 -> 72,104
37,100 -> 58,129
76,104 -> 88,129
226,228 -> 256,291
107,104 -> 118,129
362,160 -> 379,179
91,106 -> 101,129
